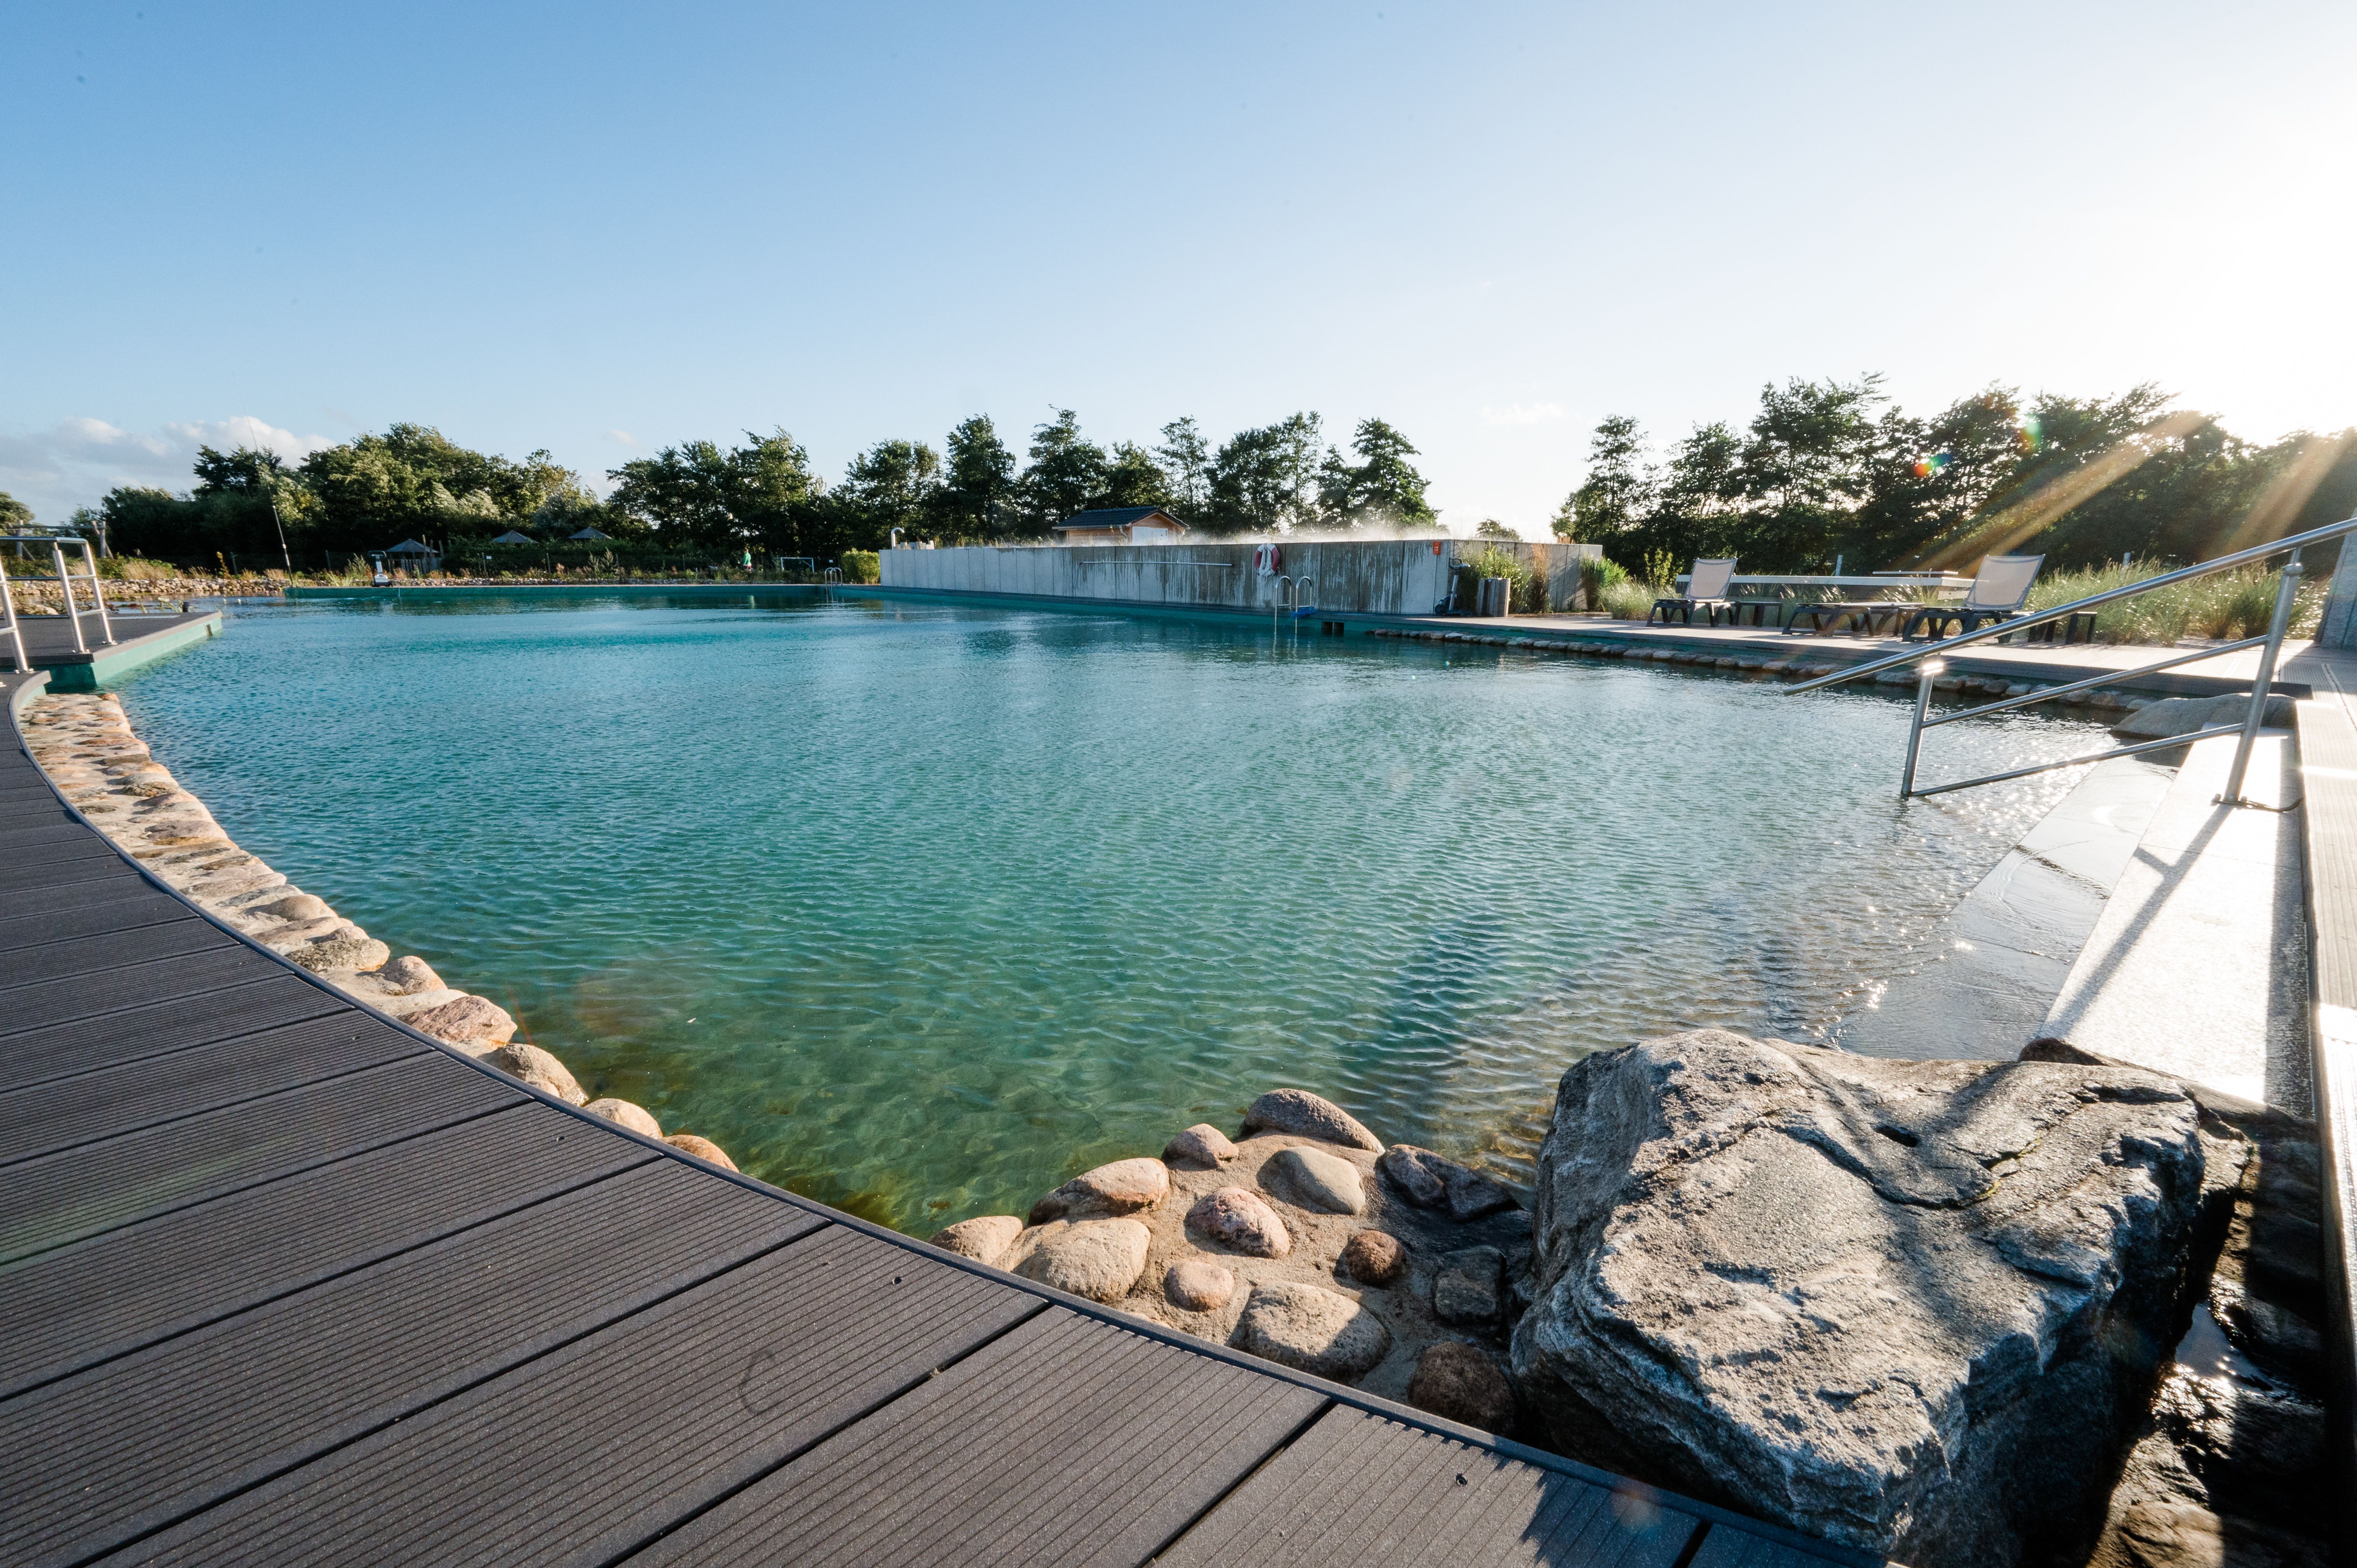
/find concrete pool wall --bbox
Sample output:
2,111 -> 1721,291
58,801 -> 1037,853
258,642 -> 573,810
879,538 -> 1601,616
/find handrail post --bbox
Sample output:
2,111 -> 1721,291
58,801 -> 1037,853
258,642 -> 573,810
81,540 -> 115,646
49,541 -> 87,655
2224,549 -> 2302,806
0,552 -> 25,674
1901,658 -> 1943,798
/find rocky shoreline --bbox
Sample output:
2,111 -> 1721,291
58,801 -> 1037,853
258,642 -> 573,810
19,690 -> 738,1171
937,1038 -> 2332,1568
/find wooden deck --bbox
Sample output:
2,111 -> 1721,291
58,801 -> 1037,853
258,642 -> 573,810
0,668 -> 1855,1567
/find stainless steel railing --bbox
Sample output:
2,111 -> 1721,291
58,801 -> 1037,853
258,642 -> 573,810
2,535 -> 118,674
1785,513 -> 2357,806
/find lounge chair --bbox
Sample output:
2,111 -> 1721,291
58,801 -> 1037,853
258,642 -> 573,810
1901,554 -> 2044,642
1649,558 -> 1737,627
1785,595 -> 1915,637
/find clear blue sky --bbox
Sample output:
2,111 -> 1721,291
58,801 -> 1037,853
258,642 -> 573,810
4,1 -> 2352,531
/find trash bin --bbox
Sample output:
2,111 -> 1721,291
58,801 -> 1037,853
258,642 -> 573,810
1478,577 -> 1511,617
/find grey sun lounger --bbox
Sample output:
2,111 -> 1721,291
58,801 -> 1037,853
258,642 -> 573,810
1902,554 -> 2045,641
1649,558 -> 1738,627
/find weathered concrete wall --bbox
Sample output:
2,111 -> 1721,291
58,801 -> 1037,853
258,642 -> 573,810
880,538 -> 1599,615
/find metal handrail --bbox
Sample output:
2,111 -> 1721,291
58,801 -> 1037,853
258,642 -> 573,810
1788,513 -> 2357,805
1,535 -> 117,656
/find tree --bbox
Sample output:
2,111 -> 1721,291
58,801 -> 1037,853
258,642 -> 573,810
1096,442 -> 1175,510
933,415 -> 1018,540
1316,418 -> 1436,530
838,438 -> 943,540
1018,409 -> 1109,532
606,429 -> 820,548
1202,412 -> 1325,535
1474,518 -> 1521,539
1155,418 -> 1210,512
0,491 -> 31,531
1561,415 -> 1652,541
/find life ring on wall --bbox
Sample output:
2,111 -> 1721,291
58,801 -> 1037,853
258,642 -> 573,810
1253,542 -> 1282,577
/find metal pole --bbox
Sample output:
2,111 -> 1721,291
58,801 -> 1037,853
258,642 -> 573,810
0,553 -> 25,674
80,540 -> 114,645
270,498 -> 292,572
1901,658 -> 1943,798
2223,550 -> 2302,805
50,541 -> 87,655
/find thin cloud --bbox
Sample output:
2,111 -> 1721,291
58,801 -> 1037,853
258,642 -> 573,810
607,429 -> 646,449
0,415 -> 334,525
1480,402 -> 1568,427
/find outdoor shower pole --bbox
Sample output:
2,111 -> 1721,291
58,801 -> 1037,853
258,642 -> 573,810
1901,659 -> 1943,799
2223,549 -> 2302,807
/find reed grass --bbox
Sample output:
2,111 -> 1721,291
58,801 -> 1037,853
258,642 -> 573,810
2024,563 -> 2322,645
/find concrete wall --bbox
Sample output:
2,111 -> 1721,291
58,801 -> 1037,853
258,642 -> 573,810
880,537 -> 1601,616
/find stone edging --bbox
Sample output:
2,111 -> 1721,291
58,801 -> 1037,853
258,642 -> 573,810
19,690 -> 738,1171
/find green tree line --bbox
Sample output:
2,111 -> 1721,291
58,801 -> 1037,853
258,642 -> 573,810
69,409 -> 1441,566
1558,377 -> 2357,575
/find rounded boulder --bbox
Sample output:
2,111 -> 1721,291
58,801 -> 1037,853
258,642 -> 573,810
1231,1282 -> 1392,1381
1186,1187 -> 1292,1259
583,1097 -> 663,1138
1164,1260 -> 1236,1313
1408,1341 -> 1516,1432
1263,1146 -> 1366,1215
1004,1218 -> 1152,1303
1341,1229 -> 1407,1286
929,1214 -> 1025,1269
664,1132 -> 737,1171
1241,1089 -> 1382,1152
1163,1123 -> 1239,1169
482,1041 -> 586,1104
1028,1157 -> 1170,1224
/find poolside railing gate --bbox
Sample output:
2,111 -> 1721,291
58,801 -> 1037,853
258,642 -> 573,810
1,535 -> 117,674
1783,513 -> 2357,808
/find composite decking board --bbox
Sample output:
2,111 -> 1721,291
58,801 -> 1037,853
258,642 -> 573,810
0,942 -> 290,1038
629,1305 -> 1329,1568
112,1225 -> 1044,1568
0,819 -> 95,848
0,1011 -> 427,1165
0,1101 -> 640,1400
0,914 -> 227,992
2,1160 -> 824,1568
0,1049 -> 510,1264
0,870 -> 169,927
0,831 -> 123,869
0,893 -> 197,955
1153,1405 -> 1697,1568
0,849 -> 140,895
0,973 -> 343,1086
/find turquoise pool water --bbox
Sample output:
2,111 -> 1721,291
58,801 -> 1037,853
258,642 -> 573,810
115,593 -> 2103,1231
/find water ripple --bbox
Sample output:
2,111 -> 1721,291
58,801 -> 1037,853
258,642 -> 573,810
117,595 -> 2104,1230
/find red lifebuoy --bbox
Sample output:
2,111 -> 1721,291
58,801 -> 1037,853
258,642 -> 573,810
1253,542 -> 1282,577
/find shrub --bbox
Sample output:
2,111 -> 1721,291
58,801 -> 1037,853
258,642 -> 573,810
839,549 -> 881,584
1600,579 -> 1659,619
1578,554 -> 1629,611
1461,546 -> 1542,612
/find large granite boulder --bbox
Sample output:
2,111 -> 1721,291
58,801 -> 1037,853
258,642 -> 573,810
1511,1030 -> 2225,1568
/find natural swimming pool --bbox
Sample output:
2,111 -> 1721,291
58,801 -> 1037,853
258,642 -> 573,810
115,592 -> 2106,1231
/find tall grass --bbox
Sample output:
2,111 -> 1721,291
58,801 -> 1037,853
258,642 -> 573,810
2024,563 -> 2322,645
